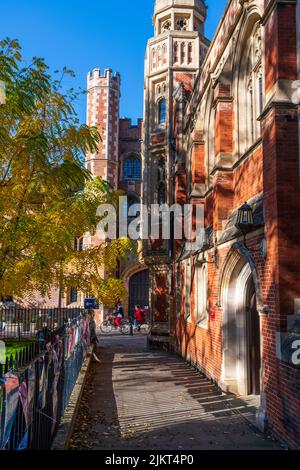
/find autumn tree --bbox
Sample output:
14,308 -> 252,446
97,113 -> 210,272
0,38 -> 133,307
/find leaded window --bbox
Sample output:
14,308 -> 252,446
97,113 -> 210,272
123,157 -> 141,180
158,98 -> 166,125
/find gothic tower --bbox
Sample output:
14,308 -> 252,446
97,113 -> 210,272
142,0 -> 209,345
86,68 -> 121,188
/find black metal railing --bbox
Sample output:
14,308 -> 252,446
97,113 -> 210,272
0,309 -> 91,450
0,341 -> 40,379
0,307 -> 84,339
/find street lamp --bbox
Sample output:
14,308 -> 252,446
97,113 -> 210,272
235,201 -> 254,247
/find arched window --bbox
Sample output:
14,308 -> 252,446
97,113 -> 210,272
175,17 -> 188,31
195,263 -> 208,326
161,19 -> 171,33
238,22 -> 264,154
158,98 -> 166,125
123,156 -> 141,180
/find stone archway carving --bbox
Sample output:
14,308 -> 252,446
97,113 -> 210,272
218,244 -> 263,393
120,260 -> 149,315
217,242 -> 264,313
121,260 -> 148,284
218,243 -> 268,430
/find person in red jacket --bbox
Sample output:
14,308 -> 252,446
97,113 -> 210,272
114,302 -> 124,330
133,305 -> 145,330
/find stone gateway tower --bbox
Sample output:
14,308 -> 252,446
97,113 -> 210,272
86,68 -> 121,188
84,69 -> 146,320
142,0 -> 210,345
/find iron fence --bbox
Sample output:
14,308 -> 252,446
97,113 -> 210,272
0,309 -> 91,450
0,307 -> 84,339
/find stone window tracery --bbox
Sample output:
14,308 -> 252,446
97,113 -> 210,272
175,17 -> 188,31
162,19 -> 171,32
240,23 -> 264,152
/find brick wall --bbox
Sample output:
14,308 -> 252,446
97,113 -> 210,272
86,68 -> 120,188
169,0 -> 300,449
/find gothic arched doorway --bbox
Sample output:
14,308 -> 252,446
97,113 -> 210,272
128,270 -> 149,316
246,278 -> 261,395
221,251 -> 262,397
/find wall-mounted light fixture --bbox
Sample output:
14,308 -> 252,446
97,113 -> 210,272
235,202 -> 254,247
235,201 -> 267,259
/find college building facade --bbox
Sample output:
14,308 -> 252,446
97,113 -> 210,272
142,0 -> 300,449
12,0 -> 300,450
84,68 -> 149,318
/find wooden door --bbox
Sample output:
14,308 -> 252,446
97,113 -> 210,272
129,270 -> 149,316
247,284 -> 261,395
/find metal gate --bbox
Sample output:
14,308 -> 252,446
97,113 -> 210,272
128,270 -> 149,316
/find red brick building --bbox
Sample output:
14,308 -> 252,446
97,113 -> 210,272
22,70 -> 149,315
143,0 -> 300,449
85,69 -> 149,318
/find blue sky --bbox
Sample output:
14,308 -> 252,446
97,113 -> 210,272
0,0 -> 227,123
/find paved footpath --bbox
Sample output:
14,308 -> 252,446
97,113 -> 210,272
69,335 -> 283,450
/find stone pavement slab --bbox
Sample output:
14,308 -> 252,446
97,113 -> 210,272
69,335 -> 283,450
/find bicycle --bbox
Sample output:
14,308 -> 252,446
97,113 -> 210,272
121,318 -> 152,336
100,316 -> 128,334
